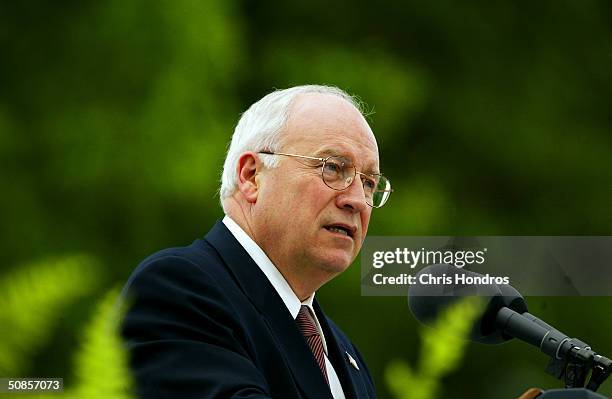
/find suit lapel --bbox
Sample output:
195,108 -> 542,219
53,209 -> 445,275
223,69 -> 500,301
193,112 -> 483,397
314,301 -> 369,399
204,221 -> 333,399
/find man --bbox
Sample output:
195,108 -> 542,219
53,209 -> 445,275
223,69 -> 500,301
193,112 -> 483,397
121,85 -> 392,398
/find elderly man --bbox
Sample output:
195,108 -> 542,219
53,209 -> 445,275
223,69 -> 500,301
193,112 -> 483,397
121,85 -> 391,399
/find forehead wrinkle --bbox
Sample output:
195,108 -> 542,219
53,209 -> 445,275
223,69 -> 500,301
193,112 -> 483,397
313,145 -> 380,174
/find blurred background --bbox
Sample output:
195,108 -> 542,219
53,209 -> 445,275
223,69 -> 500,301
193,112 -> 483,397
1,1 -> 611,398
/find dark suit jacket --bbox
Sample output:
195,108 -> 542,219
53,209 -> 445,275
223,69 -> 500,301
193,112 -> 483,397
121,220 -> 377,399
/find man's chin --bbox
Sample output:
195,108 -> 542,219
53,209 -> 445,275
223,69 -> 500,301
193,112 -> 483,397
315,252 -> 354,275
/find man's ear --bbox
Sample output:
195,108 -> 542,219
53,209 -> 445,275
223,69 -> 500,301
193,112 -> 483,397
236,152 -> 262,203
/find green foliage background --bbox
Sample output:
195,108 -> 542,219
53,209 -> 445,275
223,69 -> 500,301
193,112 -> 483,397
1,1 -> 611,398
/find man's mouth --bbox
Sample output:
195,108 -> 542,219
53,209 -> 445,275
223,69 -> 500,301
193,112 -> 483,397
324,224 -> 355,238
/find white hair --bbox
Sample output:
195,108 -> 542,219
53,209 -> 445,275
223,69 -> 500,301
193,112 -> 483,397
219,85 -> 363,211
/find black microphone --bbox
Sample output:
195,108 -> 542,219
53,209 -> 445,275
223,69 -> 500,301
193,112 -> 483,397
408,263 -> 531,345
408,264 -> 611,391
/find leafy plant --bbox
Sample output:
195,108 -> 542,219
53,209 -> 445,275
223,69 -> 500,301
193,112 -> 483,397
0,257 -> 132,399
386,297 -> 484,399
0,255 -> 101,376
70,287 -> 133,399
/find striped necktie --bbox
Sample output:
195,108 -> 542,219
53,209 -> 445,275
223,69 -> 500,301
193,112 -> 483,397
296,305 -> 329,385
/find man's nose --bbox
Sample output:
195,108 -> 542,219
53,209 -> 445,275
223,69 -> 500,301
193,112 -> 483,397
335,177 -> 368,213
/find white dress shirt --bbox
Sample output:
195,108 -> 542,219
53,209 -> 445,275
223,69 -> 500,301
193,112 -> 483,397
223,216 -> 346,399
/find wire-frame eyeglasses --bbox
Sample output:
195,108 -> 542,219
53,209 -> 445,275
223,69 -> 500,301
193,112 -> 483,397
258,151 -> 392,208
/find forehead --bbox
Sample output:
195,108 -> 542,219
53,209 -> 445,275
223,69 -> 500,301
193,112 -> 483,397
283,93 -> 380,170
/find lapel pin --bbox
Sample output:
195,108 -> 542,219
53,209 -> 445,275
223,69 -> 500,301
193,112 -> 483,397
346,351 -> 360,370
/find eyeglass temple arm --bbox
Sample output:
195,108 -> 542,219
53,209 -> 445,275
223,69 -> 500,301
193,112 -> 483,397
258,151 -> 326,162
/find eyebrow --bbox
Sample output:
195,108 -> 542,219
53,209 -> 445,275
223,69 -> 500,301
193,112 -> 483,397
313,148 -> 380,174
314,149 -> 341,158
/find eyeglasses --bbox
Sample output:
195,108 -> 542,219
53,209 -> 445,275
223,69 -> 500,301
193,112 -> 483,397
258,151 -> 392,208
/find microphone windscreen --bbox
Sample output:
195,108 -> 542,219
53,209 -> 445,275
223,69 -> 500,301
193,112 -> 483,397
408,264 -> 528,344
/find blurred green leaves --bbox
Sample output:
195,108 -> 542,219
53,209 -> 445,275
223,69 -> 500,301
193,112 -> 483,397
71,287 -> 132,399
0,255 -> 101,376
260,41 -> 431,142
386,297 -> 483,399
0,0 -> 246,266
0,257 -> 132,399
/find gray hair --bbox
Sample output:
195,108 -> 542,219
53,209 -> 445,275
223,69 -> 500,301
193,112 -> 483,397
219,85 -> 363,211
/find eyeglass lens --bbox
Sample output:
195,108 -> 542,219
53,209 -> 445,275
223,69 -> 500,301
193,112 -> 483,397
322,157 -> 390,207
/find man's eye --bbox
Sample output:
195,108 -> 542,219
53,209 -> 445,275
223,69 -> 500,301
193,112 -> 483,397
363,177 -> 376,191
324,162 -> 342,173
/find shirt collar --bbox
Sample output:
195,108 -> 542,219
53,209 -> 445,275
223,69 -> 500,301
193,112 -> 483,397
222,215 -> 314,319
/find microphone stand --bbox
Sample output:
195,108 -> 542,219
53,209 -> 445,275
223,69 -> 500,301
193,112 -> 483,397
544,337 -> 612,392
500,309 -> 612,397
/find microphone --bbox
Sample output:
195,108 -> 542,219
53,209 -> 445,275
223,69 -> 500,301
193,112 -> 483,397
408,263 -> 530,344
408,264 -> 611,391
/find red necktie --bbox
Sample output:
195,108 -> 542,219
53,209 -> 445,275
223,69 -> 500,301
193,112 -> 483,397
296,305 -> 329,385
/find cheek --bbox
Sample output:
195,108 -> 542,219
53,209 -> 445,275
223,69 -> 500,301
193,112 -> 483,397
360,212 -> 372,238
261,173 -> 300,208
296,178 -> 332,207
267,171 -> 335,224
